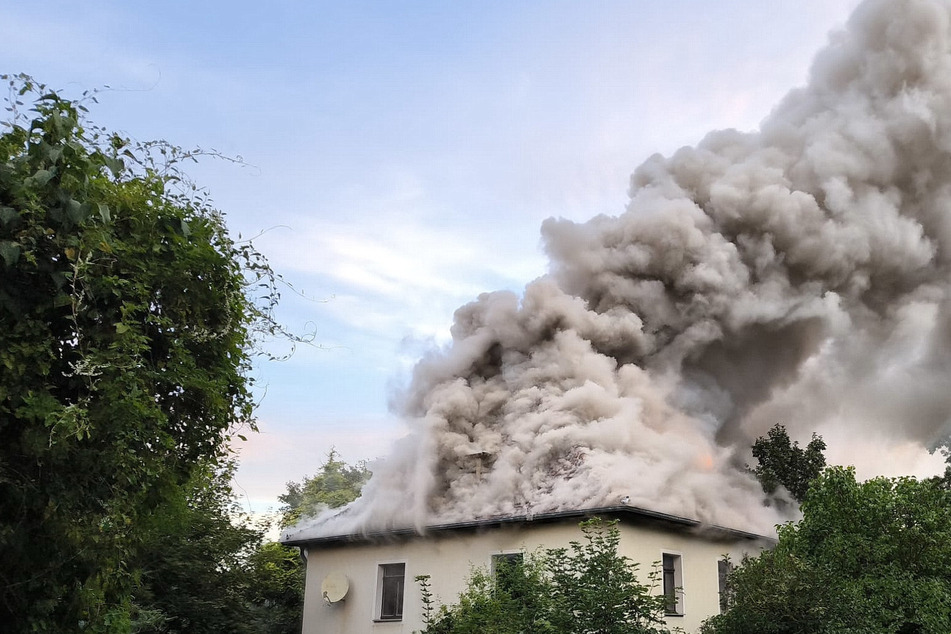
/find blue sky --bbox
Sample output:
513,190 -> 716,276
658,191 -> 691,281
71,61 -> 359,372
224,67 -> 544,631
1,0 -> 863,512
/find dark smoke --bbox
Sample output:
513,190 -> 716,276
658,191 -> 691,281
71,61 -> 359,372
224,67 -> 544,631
286,0 -> 951,540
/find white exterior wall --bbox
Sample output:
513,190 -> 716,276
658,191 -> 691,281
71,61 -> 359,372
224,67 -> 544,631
300,520 -> 766,634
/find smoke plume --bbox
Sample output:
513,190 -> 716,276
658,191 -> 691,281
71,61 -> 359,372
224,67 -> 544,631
288,0 -> 951,539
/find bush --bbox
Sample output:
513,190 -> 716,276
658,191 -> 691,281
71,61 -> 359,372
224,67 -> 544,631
703,467 -> 951,634
419,518 -> 674,634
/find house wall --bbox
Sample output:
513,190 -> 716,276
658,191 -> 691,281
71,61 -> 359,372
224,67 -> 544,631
300,520 -> 766,634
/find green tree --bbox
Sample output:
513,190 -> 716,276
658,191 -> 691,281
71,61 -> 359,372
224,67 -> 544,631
0,75 -> 282,632
419,519 -> 672,634
934,443 -> 951,489
279,449 -> 371,528
244,450 -> 373,633
420,555 -> 553,634
703,467 -> 951,634
546,519 -> 671,634
750,424 -> 826,503
130,461 -> 305,634
130,461 -> 263,634
244,542 -> 305,634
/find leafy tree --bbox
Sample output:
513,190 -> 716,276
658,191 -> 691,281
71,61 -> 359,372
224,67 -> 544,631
419,519 -> 673,634
244,541 -> 305,634
279,449 -> 370,528
130,461 -> 263,634
546,519 -> 671,634
240,450 -> 373,633
129,461 -> 305,634
419,555 -> 553,634
934,443 -> 951,489
750,424 -> 826,503
702,467 -> 951,634
0,75 -> 283,632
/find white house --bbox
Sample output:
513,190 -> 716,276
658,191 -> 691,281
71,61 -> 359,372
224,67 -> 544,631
281,506 -> 772,633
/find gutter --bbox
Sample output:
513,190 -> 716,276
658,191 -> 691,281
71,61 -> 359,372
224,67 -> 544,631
281,505 -> 773,548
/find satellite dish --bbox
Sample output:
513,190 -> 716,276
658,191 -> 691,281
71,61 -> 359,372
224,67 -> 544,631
321,571 -> 350,604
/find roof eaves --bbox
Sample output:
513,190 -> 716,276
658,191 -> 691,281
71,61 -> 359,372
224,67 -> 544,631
281,505 -> 772,547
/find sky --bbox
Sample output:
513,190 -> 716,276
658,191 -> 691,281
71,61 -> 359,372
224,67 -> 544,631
1,0 -> 875,513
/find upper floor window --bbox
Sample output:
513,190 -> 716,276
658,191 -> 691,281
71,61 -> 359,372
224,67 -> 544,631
377,563 -> 405,621
662,553 -> 684,616
491,552 -> 525,593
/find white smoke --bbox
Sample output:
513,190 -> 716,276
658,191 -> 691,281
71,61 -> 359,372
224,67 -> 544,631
286,0 -> 951,540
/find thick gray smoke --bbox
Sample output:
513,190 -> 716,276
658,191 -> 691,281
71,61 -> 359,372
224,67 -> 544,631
287,0 -> 951,539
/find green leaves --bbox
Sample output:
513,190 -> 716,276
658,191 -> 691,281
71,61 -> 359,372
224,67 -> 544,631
420,550 -> 554,634
103,155 -> 124,178
279,449 -> 371,528
419,519 -> 672,634
546,519 -> 670,634
750,424 -> 827,503
30,167 -> 52,186
704,468 -> 951,634
0,206 -> 17,226
0,76 -> 287,633
0,239 -> 19,266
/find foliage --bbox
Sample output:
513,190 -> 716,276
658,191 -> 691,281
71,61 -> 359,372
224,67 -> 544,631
128,461 -> 303,634
750,424 -> 826,503
421,553 -> 553,634
416,574 -> 437,629
244,542 -> 305,634
130,461 -> 263,634
702,467 -> 951,634
546,520 -> 671,634
258,450 -> 370,632
249,449 -> 375,631
0,75 -> 285,632
419,519 -> 673,634
279,448 -> 370,528
935,444 -> 951,489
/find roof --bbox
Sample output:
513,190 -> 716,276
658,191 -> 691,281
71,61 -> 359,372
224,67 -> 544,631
280,505 -> 774,547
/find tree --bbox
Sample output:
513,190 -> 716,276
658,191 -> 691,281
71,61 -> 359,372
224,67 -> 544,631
418,554 -> 552,634
749,424 -> 826,503
0,75 -> 282,632
129,460 -> 306,634
419,519 -> 673,634
130,461 -> 263,634
278,449 -> 371,528
236,450 -> 373,634
243,541 -> 305,634
702,467 -> 951,634
545,519 -> 671,634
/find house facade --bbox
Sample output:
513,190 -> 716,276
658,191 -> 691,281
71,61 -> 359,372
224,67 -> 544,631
281,507 -> 771,634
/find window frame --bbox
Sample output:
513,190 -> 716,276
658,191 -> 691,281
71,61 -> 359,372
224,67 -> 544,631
374,562 -> 406,622
490,551 -> 524,576
661,552 -> 685,616
490,551 -> 525,592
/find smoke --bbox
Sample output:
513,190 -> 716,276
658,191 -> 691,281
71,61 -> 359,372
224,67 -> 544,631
287,0 -> 951,539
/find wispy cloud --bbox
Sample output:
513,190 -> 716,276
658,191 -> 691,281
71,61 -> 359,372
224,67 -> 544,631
230,415 -> 407,513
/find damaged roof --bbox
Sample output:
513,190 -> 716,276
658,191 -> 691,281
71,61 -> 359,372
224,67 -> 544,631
280,504 -> 774,547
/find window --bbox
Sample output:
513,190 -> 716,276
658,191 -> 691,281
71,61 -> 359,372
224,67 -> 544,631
491,552 -> 524,593
662,553 -> 684,616
376,563 -> 405,621
491,552 -> 524,575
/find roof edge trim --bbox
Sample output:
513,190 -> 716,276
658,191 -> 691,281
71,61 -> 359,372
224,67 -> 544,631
281,505 -> 774,547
